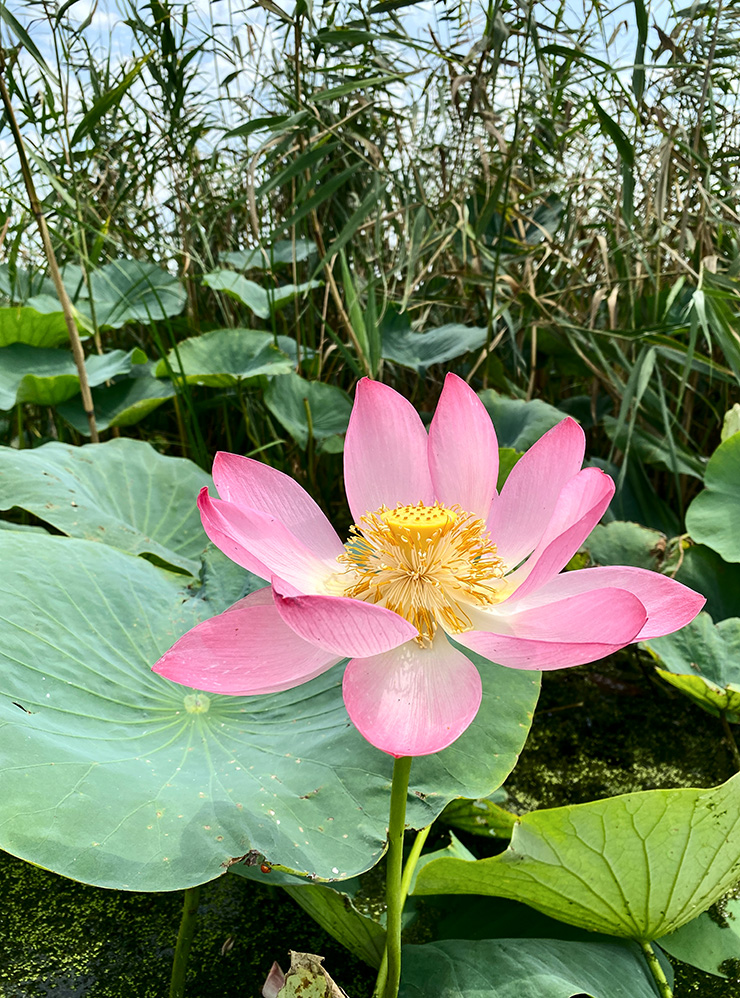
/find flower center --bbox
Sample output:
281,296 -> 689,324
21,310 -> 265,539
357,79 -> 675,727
338,501 -> 506,644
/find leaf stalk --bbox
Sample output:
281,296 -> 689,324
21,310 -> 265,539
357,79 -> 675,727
639,940 -> 673,998
169,884 -> 202,998
373,755 -> 413,998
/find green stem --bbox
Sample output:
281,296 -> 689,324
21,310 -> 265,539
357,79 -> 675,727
399,823 -> 432,899
375,945 -> 388,994
374,822 -> 432,997
373,756 -> 413,998
639,940 -> 672,998
169,884 -> 202,998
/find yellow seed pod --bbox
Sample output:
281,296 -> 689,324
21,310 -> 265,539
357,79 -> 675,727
381,502 -> 457,543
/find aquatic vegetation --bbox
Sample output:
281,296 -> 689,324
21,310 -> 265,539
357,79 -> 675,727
2,1 -> 740,995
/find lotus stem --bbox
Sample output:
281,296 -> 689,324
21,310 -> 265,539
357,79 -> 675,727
169,884 -> 202,998
399,822 -> 431,900
639,940 -> 672,998
374,821 -> 432,994
373,755 -> 413,998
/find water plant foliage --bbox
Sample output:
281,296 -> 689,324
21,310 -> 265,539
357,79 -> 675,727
2,0 -> 740,995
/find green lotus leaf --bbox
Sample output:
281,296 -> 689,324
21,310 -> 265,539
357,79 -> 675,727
0,520 -> 49,533
202,270 -> 321,319
675,544 -> 740,622
275,334 -> 316,364
155,327 -> 292,386
73,260 -> 187,330
0,437 -> 211,575
659,897 -> 740,979
264,372 -> 353,449
439,790 -> 516,839
478,391 -> 566,451
0,345 -> 144,409
399,938 -> 671,998
583,521 -> 667,571
0,263 -> 56,302
643,612 -> 740,720
0,532 -> 539,891
57,367 -> 177,435
413,773 -> 740,940
722,404 -> 740,442
382,324 -> 487,375
0,301 -> 71,349
220,239 -> 316,270
686,431 -> 740,561
406,831 -> 476,897
656,670 -> 740,721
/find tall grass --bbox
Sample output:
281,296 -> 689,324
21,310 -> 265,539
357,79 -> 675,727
1,0 -> 739,517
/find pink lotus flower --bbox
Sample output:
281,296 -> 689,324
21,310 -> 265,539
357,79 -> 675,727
153,374 -> 704,757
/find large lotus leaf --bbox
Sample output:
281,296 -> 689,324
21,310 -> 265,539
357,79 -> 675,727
381,324 -> 487,375
275,334 -> 316,364
0,300 -> 70,348
0,263 -> 57,302
0,345 -> 79,408
0,532 -> 539,891
57,368 -> 177,435
583,521 -> 667,571
0,520 -> 48,534
60,262 -> 86,298
413,774 -> 740,940
264,372 -> 353,449
0,438 -> 210,575
643,612 -> 740,720
399,938 -> 670,998
220,239 -> 317,270
202,270 -> 321,319
654,670 -> 740,721
686,431 -> 740,561
478,391 -> 566,450
440,788 -> 515,839
674,543 -> 740,622
659,898 -> 740,979
407,831 -> 476,896
73,260 -> 187,330
722,404 -> 740,441
155,327 -> 293,386
0,345 -> 144,409
232,645 -> 539,889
